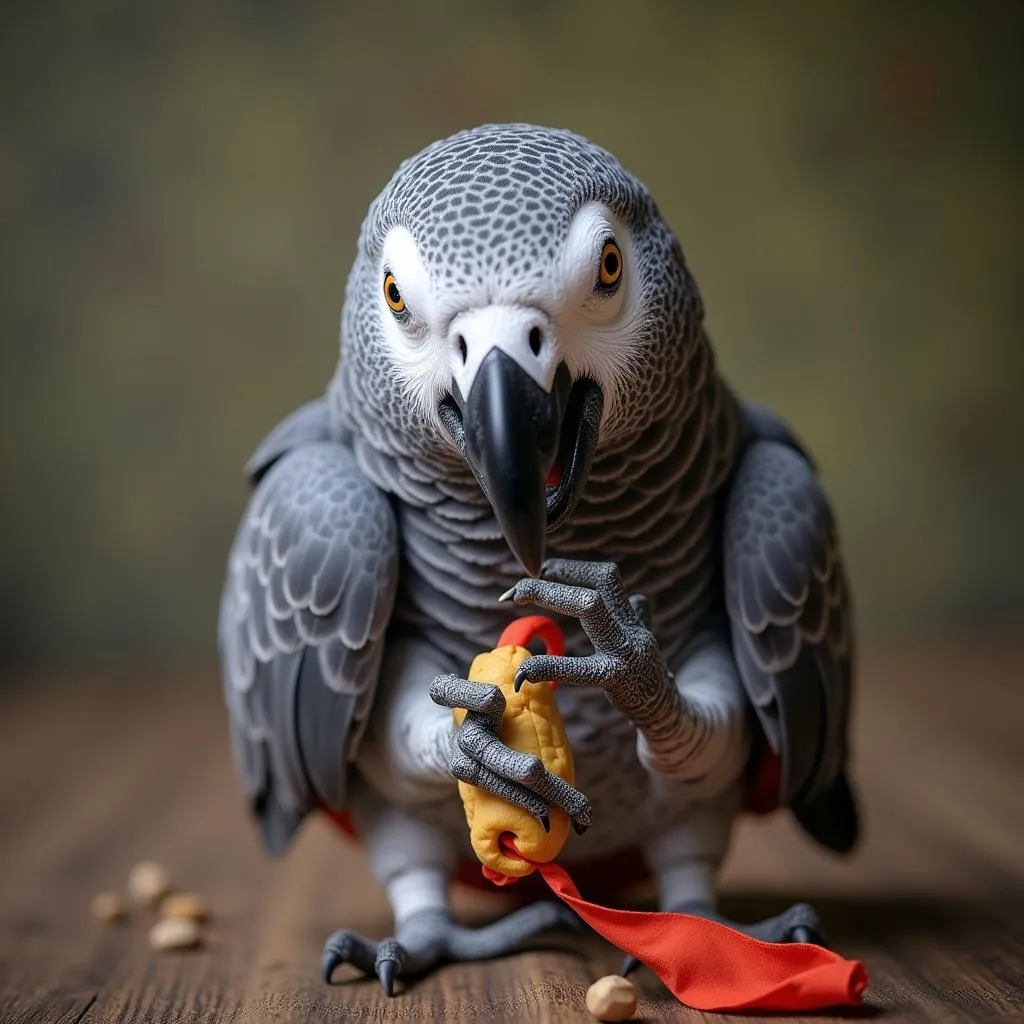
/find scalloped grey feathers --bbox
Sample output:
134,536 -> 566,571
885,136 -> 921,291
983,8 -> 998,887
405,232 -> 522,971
724,426 -> 855,844
217,124 -> 858,861
218,432 -> 399,852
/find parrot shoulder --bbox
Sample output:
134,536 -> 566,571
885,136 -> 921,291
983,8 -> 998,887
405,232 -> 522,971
739,400 -> 815,468
244,397 -> 333,485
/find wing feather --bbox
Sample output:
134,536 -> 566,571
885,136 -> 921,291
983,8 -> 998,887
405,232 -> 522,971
724,417 -> 857,852
218,434 -> 399,853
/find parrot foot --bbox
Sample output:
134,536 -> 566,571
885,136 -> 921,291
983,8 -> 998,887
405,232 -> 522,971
429,673 -> 592,834
323,903 -> 581,995
731,901 -> 828,946
500,559 -> 664,711
619,901 -> 827,978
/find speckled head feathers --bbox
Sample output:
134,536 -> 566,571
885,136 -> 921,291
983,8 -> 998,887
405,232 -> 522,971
362,123 -> 649,290
335,123 -> 707,461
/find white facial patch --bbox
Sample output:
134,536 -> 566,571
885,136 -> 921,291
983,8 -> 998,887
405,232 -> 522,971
378,227 -> 451,417
553,203 -> 646,420
377,204 -> 646,423
448,304 -> 560,399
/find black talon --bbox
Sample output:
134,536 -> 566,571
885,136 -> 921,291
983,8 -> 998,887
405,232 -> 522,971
790,924 -> 827,946
322,903 -> 582,993
322,950 -> 339,983
621,953 -> 643,977
539,810 -> 550,833
377,957 -> 398,997
321,929 -> 378,982
689,902 -> 829,947
781,903 -> 828,947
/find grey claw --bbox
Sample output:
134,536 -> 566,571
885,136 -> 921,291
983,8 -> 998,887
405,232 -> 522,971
782,902 -> 828,947
728,901 -> 828,946
321,928 -> 378,982
628,593 -> 651,628
375,938 -> 406,995
321,950 -> 339,984
498,585 -> 516,603
790,924 -> 828,946
377,957 -> 397,996
621,953 -> 643,977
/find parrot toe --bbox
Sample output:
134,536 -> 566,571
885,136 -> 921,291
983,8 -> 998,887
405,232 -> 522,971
321,930 -> 420,996
791,924 -> 821,945
321,928 -> 379,982
430,672 -> 592,833
374,940 -> 405,996
751,901 -> 829,947
445,900 -> 582,960
666,899 -> 829,948
504,559 -> 672,719
377,957 -> 397,996
321,904 -> 580,993
776,903 -> 829,946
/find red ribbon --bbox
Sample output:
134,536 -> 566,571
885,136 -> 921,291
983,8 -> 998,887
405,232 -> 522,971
493,616 -> 868,1010
497,836 -> 867,1013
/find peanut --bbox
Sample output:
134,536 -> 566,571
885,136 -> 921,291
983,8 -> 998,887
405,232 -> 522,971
149,916 -> 202,951
160,892 -> 209,922
127,861 -> 171,907
90,891 -> 129,924
585,974 -> 637,1022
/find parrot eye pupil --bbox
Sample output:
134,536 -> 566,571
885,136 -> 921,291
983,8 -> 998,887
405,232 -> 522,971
383,272 -> 406,314
597,240 -> 623,290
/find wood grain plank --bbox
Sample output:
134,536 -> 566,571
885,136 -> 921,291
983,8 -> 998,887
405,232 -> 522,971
0,681 -> 218,1024
70,689 -> 260,1024
1,649 -> 1022,1023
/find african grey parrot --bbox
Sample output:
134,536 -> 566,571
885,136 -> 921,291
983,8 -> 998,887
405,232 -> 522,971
218,123 -> 858,994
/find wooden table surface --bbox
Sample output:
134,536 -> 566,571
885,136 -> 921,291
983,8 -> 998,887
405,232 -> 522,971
1,645 -> 1022,1023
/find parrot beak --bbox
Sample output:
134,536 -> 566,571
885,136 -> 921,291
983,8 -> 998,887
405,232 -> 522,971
439,349 -> 604,578
459,349 -> 570,576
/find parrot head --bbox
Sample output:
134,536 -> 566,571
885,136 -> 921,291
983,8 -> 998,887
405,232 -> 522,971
337,124 -> 704,576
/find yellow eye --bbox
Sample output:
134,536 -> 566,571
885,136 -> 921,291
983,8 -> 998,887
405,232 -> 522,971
598,240 -> 623,287
383,272 -> 405,313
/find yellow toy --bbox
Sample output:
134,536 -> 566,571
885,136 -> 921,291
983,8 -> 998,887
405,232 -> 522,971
452,615 -> 572,881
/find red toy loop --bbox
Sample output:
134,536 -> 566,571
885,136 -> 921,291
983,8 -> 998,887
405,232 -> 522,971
498,615 -> 565,688
497,614 -> 565,657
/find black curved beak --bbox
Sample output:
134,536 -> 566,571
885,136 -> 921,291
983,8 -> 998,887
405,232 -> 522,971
456,349 -> 571,577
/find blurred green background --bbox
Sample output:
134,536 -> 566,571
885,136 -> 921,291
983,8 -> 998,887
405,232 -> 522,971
1,1 -> 1021,671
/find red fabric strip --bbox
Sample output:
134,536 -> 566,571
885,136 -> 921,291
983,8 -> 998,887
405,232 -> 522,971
494,838 -> 865,1013
534,859 -> 866,1012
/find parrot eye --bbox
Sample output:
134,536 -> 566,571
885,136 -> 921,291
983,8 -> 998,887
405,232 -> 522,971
597,239 -> 623,290
383,272 -> 406,314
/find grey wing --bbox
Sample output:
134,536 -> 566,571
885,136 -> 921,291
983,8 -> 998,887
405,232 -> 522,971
723,434 -> 858,853
218,440 -> 399,853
